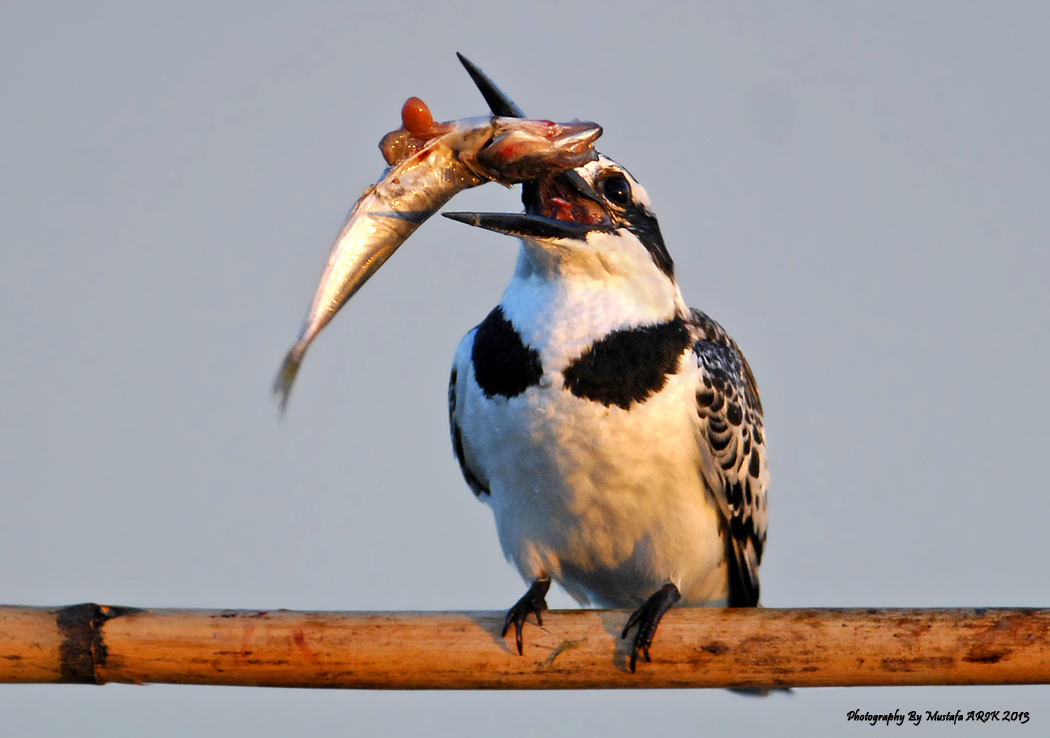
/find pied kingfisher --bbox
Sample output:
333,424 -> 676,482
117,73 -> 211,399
444,58 -> 769,672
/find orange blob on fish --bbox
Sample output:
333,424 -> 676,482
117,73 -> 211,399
378,97 -> 454,164
401,97 -> 434,136
273,95 -> 601,413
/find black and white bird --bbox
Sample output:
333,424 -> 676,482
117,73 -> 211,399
445,57 -> 770,671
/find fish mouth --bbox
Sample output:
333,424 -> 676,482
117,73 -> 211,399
444,168 -> 611,240
473,121 -> 601,184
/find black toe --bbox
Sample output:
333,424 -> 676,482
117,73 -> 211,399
502,578 -> 551,655
621,583 -> 681,672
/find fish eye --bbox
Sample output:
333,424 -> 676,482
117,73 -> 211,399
601,175 -> 631,206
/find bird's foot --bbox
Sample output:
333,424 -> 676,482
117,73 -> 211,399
621,583 -> 681,672
502,578 -> 551,655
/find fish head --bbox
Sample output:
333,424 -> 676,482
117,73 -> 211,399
467,118 -> 602,184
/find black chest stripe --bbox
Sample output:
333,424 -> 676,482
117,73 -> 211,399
563,318 -> 691,410
471,306 -> 543,399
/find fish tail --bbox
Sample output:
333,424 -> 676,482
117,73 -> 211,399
273,345 -> 305,417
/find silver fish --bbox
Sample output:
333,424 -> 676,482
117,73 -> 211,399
274,97 -> 601,413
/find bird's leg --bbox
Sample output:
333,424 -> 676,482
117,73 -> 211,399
621,582 -> 681,672
501,578 -> 551,655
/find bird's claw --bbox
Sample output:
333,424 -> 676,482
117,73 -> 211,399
621,583 -> 681,672
502,578 -> 551,655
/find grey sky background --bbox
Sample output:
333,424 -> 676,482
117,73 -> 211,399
3,1 -> 1049,735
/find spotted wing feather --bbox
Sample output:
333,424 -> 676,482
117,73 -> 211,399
688,308 -> 768,607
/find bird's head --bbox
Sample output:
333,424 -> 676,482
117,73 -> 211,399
447,54 -> 680,311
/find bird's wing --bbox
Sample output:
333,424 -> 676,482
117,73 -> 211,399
448,329 -> 491,499
688,308 -> 768,607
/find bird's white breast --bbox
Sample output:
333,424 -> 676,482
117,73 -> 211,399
455,259 -> 729,608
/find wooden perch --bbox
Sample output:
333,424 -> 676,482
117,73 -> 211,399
1,605 -> 1048,689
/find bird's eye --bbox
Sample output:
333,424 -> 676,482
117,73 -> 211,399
601,175 -> 631,206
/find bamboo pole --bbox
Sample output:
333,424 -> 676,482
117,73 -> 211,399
1,604 -> 1048,689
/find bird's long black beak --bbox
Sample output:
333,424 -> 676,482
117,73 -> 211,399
443,212 -> 599,240
451,55 -> 605,241
457,53 -> 525,118
444,168 -> 607,240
